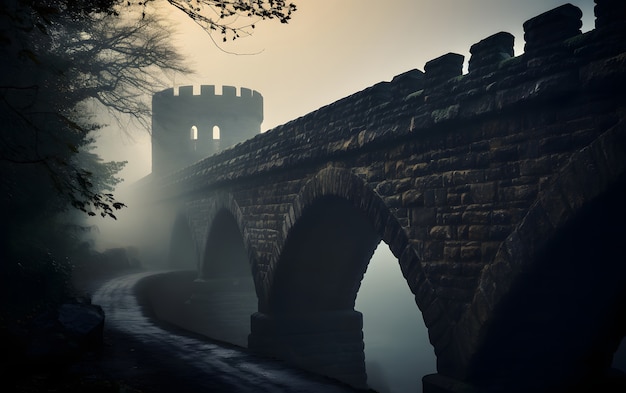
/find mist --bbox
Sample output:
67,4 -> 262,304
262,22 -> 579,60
357,243 -> 436,393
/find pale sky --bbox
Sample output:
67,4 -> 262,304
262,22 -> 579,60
96,0 -> 595,184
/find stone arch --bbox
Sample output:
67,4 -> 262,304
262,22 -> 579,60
269,195 -> 380,314
456,121 -> 626,389
187,193 -> 259,347
262,166 -> 436,316
198,193 -> 256,281
251,166 -> 441,388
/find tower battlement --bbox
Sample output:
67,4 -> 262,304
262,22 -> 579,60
151,85 -> 263,176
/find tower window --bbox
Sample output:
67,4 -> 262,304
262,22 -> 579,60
213,125 -> 220,140
190,125 -> 198,140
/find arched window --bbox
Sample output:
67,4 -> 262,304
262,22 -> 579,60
190,125 -> 198,140
213,125 -> 220,140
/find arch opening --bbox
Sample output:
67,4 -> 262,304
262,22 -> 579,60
261,195 -> 432,391
469,178 -> 626,392
168,214 -> 198,270
212,125 -> 220,140
357,242 -> 436,393
185,209 -> 256,348
202,209 -> 250,279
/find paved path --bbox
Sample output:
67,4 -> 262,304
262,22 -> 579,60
92,271 -> 366,393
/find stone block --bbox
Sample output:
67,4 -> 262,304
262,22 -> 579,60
384,194 -> 402,208
423,241 -> 445,260
498,184 -> 538,202
411,207 -> 437,226
439,212 -> 462,225
450,170 -> 485,186
430,226 -> 454,240
469,182 -> 497,204
424,188 -> 448,207
424,53 -> 465,86
468,225 -> 489,241
432,104 -> 460,124
416,174 -> 444,189
460,244 -> 482,261
461,210 -> 490,225
457,225 -> 469,239
594,0 -> 626,29
446,192 -> 462,205
523,4 -> 583,54
469,32 -> 515,73
444,244 -> 461,261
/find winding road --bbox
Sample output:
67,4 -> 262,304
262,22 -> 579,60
92,271 -> 364,393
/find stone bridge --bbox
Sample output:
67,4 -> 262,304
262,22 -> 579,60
140,2 -> 626,392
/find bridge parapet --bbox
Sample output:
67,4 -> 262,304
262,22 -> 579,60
156,2 -> 624,198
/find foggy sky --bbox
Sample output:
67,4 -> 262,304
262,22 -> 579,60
95,0 -> 595,185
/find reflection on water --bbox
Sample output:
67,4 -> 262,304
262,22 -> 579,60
356,243 -> 436,393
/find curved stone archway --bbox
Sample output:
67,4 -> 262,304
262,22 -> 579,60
446,121 -> 626,391
263,166 -> 438,314
182,194 -> 259,348
250,166 -> 441,389
201,208 -> 251,280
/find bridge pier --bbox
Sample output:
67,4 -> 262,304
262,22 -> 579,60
185,277 -> 258,347
248,310 -> 367,389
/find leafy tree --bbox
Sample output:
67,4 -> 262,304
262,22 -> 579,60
0,1 -> 190,320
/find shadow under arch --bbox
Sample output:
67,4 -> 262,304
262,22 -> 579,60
202,208 -> 251,280
468,176 -> 626,393
250,166 -> 436,390
168,212 -> 199,270
262,166 -> 436,312
185,196 -> 259,348
270,195 -> 381,314
454,121 -> 626,392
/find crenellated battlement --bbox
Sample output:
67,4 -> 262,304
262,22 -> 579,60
154,85 -> 263,113
156,84 -> 263,100
151,84 -> 263,175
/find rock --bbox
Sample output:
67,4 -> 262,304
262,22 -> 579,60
22,300 -> 105,367
58,303 -> 105,350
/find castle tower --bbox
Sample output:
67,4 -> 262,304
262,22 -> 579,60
151,85 -> 263,176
